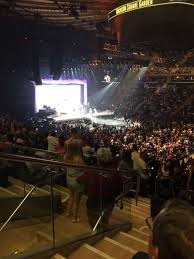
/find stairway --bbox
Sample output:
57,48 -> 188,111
0,177 -> 69,257
0,176 -> 150,259
50,197 -> 150,259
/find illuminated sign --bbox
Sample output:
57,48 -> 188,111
108,0 -> 194,20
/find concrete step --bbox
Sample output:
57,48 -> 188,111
121,204 -> 150,218
0,187 -> 18,197
8,177 -> 50,197
36,213 -> 91,243
69,243 -> 114,259
95,236 -> 136,259
42,185 -> 69,203
123,200 -> 150,214
113,232 -> 148,253
6,185 -> 26,196
129,228 -> 149,242
0,222 -> 47,257
50,254 -> 67,259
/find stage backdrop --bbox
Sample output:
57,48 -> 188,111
35,79 -> 87,113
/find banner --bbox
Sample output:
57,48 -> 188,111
108,0 -> 194,20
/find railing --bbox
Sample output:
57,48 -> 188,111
0,152 -> 140,258
0,142 -> 61,159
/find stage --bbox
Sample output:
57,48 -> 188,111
52,110 -> 127,127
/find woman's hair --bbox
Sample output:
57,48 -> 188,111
64,140 -> 83,164
153,199 -> 194,259
58,134 -> 65,146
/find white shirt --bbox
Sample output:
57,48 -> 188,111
47,136 -> 58,152
131,151 -> 147,179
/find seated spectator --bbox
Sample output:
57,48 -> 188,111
47,131 -> 58,152
65,127 -> 83,152
132,145 -> 147,179
133,199 -> 194,259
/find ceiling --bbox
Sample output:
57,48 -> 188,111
0,0 -> 116,31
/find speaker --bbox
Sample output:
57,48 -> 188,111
32,52 -> 42,85
49,43 -> 63,80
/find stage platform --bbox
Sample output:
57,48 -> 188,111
52,111 -> 127,127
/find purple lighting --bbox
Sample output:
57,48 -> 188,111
42,79 -> 87,87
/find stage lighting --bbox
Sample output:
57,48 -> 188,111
104,74 -> 111,83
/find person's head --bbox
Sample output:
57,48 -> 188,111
50,130 -> 56,137
71,127 -> 78,137
149,199 -> 194,259
133,144 -> 138,152
64,140 -> 82,162
97,147 -> 112,166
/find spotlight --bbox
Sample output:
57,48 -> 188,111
104,74 -> 111,83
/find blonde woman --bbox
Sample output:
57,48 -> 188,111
64,140 -> 85,222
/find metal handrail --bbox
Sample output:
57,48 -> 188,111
92,193 -> 124,232
0,142 -> 59,156
0,152 -> 139,251
0,152 -> 138,176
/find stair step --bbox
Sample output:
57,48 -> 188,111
69,243 -> 114,259
36,213 -> 91,242
0,187 -> 17,197
123,200 -> 150,213
40,185 -> 69,203
129,228 -> 149,241
50,253 -> 66,259
6,185 -> 26,196
8,177 -> 48,196
114,232 -> 148,252
122,204 -> 150,217
95,237 -> 136,258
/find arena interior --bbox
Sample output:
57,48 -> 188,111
0,1 -> 193,258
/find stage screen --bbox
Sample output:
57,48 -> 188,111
35,83 -> 83,113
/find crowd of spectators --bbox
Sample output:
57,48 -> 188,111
146,50 -> 194,76
116,84 -> 193,127
0,62 -> 193,228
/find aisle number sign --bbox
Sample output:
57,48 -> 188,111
108,0 -> 194,20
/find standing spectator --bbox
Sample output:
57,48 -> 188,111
47,131 -> 58,152
65,127 -> 83,153
77,148 -> 122,230
56,134 -> 66,156
64,140 -> 85,222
